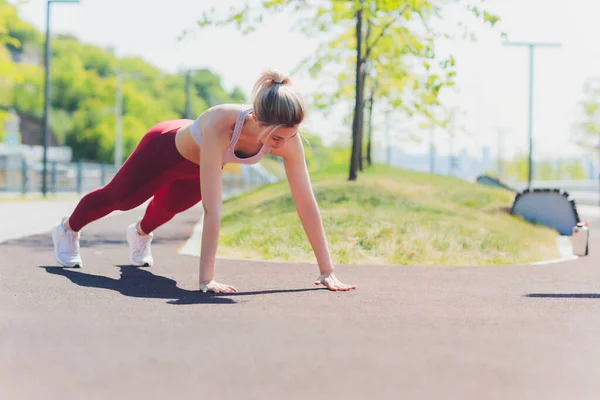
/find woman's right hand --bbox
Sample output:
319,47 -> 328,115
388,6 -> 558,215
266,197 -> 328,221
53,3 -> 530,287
200,280 -> 238,294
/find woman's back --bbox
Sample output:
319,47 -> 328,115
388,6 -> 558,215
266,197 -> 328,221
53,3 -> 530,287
175,104 -> 248,165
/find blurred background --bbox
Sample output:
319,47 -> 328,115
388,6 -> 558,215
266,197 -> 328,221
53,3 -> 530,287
1,0 -> 599,205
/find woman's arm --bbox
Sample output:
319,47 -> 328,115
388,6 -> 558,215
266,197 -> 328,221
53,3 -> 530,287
281,135 -> 356,292
198,121 -> 237,294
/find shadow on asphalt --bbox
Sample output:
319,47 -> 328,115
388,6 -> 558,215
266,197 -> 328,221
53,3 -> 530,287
526,293 -> 600,299
40,266 -> 322,305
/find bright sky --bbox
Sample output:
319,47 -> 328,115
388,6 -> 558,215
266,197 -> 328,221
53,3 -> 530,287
9,0 -> 600,160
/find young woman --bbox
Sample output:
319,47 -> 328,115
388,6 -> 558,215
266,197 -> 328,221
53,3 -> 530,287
52,69 -> 357,294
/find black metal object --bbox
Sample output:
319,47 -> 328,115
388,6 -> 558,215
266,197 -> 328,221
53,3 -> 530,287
510,188 -> 581,235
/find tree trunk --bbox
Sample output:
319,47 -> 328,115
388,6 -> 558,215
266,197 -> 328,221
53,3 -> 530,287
349,5 -> 364,181
358,64 -> 366,172
359,9 -> 374,173
366,90 -> 374,166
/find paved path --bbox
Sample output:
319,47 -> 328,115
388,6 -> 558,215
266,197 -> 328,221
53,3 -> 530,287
0,202 -> 599,399
0,199 -> 82,243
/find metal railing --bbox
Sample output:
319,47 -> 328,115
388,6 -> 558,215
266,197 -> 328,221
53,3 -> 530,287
0,158 -> 277,196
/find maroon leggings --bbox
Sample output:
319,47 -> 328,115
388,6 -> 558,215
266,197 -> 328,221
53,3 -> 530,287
68,119 -> 201,233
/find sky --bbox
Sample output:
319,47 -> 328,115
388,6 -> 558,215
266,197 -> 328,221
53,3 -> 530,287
8,0 -> 600,161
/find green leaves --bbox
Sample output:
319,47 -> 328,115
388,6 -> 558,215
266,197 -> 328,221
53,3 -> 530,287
189,0 -> 499,138
575,78 -> 600,148
1,3 -> 245,162
483,10 -> 499,26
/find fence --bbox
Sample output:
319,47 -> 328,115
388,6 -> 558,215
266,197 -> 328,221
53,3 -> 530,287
0,158 -> 278,196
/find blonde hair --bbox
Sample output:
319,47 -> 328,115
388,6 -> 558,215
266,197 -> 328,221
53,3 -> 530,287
250,69 -> 306,128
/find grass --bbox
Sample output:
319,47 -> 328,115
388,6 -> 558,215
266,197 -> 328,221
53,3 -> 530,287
217,163 -> 560,266
259,157 -> 286,179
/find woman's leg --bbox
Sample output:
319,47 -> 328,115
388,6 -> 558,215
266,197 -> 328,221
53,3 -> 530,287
139,178 -> 202,234
52,119 -> 193,267
67,120 -> 193,232
126,178 -> 201,266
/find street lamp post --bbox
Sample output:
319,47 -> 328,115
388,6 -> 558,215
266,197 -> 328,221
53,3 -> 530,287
184,68 -> 213,119
597,137 -> 600,207
185,69 -> 192,119
114,69 -> 123,168
503,41 -> 560,190
41,0 -> 80,197
113,70 -> 144,169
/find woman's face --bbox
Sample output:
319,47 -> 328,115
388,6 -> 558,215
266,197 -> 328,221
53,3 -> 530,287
262,125 -> 300,150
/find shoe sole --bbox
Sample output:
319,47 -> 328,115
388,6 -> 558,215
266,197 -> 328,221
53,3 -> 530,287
52,227 -> 82,268
128,252 -> 153,267
129,262 -> 152,267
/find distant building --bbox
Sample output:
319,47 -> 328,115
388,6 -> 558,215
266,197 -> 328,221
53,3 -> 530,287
371,144 -> 494,181
1,109 -> 72,175
3,109 -> 20,145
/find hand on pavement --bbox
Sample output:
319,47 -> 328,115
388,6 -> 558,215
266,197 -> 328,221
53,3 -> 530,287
315,271 -> 357,292
200,280 -> 237,294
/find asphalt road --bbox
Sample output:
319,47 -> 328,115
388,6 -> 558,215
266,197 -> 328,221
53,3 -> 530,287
0,203 -> 599,399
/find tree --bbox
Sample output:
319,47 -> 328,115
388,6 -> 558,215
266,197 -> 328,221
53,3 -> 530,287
0,1 -> 23,138
189,0 -> 500,180
1,3 -> 245,161
365,83 -> 376,166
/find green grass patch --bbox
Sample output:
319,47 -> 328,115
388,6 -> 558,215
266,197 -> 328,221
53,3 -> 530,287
218,163 -> 560,266
259,157 -> 285,179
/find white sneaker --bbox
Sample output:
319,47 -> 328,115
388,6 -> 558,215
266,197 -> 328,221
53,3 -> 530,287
126,223 -> 154,266
52,218 -> 83,268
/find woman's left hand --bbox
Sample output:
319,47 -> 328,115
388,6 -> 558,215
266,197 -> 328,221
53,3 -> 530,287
314,271 -> 357,292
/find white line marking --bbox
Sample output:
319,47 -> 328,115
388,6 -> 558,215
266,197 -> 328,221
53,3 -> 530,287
178,213 -> 204,257
528,236 -> 579,265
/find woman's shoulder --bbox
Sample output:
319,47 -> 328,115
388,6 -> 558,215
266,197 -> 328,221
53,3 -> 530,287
205,103 -> 251,118
200,104 -> 250,129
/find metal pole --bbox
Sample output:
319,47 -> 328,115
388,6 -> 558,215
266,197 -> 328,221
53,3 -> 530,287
385,107 -> 391,165
41,0 -> 80,196
185,70 -> 192,119
114,70 -> 123,169
449,133 -> 454,176
429,126 -> 435,174
448,109 -> 456,176
503,41 -> 560,190
527,45 -> 534,189
496,128 -> 502,179
597,139 -> 600,207
42,0 -> 52,197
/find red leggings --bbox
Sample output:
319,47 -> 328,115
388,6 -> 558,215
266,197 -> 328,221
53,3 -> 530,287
68,119 -> 201,233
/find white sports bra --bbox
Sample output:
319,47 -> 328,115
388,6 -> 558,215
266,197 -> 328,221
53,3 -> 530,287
189,107 -> 270,165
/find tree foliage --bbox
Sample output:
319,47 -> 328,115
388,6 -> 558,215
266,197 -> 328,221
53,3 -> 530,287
0,1 -> 246,161
501,154 -> 585,182
0,0 -> 26,137
190,0 -> 500,180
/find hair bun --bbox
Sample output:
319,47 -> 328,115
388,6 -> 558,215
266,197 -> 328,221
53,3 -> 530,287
271,77 -> 289,86
251,69 -> 305,127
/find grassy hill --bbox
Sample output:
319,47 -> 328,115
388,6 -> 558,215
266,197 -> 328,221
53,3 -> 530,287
216,164 -> 559,266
